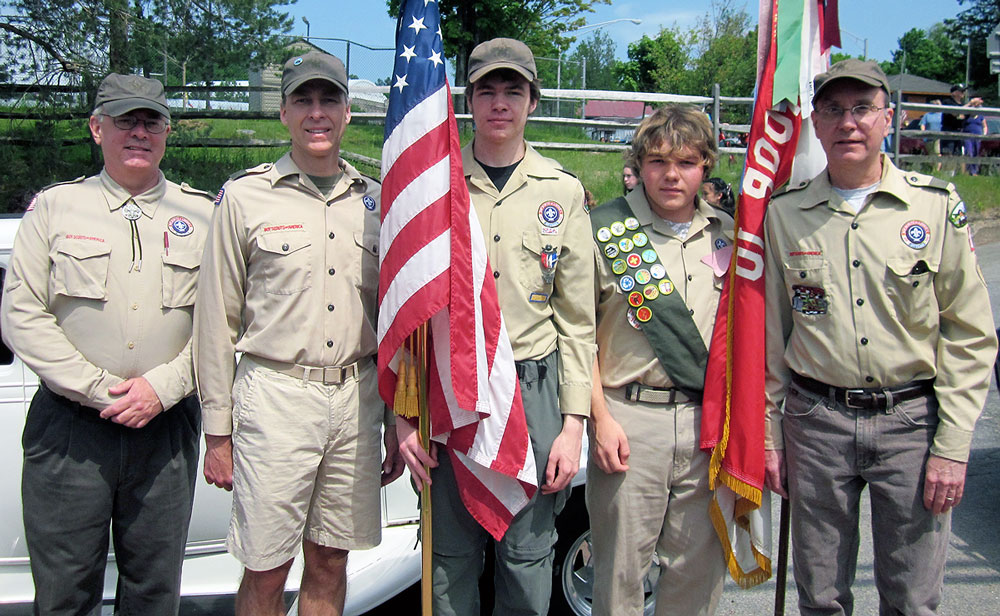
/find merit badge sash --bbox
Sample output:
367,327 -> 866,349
591,197 -> 708,399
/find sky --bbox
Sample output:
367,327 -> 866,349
284,0 -> 966,83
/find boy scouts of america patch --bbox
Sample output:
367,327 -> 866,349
538,201 -> 564,227
949,201 -> 968,229
792,285 -> 827,315
900,220 -> 930,250
364,195 -> 377,211
168,216 -> 194,237
214,187 -> 225,206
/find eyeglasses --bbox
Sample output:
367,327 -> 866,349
814,104 -> 886,123
102,114 -> 168,134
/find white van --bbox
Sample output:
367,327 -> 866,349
0,214 -> 610,615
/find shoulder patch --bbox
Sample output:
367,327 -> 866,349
228,162 -> 272,182
903,172 -> 952,192
179,182 -> 214,200
772,178 -> 810,199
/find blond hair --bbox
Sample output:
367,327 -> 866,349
629,105 -> 717,175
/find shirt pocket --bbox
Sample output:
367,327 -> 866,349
783,255 -> 829,318
51,238 -> 111,300
256,231 -> 312,295
885,257 -> 938,333
519,232 -> 561,293
353,231 -> 380,327
161,250 -> 201,308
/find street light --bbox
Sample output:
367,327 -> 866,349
557,18 -> 642,116
302,16 -> 310,40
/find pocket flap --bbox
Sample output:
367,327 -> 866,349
257,231 -> 310,255
521,232 -> 560,256
354,231 -> 379,256
56,238 -> 111,260
887,257 -> 939,277
161,250 -> 201,270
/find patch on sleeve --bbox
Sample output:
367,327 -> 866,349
792,285 -> 828,315
214,187 -> 225,206
969,226 -> 976,252
949,201 -> 968,229
26,194 -> 38,211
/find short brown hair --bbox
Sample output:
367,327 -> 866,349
629,105 -> 717,175
465,68 -> 541,105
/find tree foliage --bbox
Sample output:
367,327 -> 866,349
944,0 -> 1000,92
565,30 -> 619,90
880,25 -> 964,84
614,28 -> 692,93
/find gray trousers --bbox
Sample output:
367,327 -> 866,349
21,384 -> 200,616
783,382 -> 949,616
430,352 -> 567,616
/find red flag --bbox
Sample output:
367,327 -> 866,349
377,0 -> 537,541
701,0 -> 835,588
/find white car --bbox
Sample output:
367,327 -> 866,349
0,214 -> 638,616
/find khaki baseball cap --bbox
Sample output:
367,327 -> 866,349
95,73 -> 170,120
467,38 -> 537,84
813,58 -> 890,102
282,51 -> 349,97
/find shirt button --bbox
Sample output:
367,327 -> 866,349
329,268 -> 335,276
127,342 -> 135,349
329,232 -> 335,239
282,243 -> 289,251
494,271 -> 500,279
860,337 -> 869,345
328,304 -> 334,311
687,275 -> 693,281
852,259 -> 860,268
689,309 -> 695,315
799,271 -> 807,278
851,222 -> 859,230
865,376 -> 874,383
131,303 -> 138,310
494,234 -> 500,242
856,298 -> 864,306
912,281 -> 920,288
326,340 -> 334,348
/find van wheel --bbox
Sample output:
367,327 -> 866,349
551,489 -> 659,615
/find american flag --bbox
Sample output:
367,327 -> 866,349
377,0 -> 537,540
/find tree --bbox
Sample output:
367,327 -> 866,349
385,0 -> 610,90
614,28 -> 693,93
944,0 -> 999,93
566,30 -> 619,90
880,25 -> 963,83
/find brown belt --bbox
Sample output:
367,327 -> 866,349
790,372 -> 933,411
251,355 -> 360,385
624,382 -> 693,404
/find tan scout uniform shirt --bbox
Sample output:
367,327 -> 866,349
596,192 -> 733,387
1,171 -> 213,410
195,153 -> 382,436
764,155 -> 997,461
462,142 -> 595,416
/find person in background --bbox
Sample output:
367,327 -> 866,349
1,73 -> 212,615
701,177 -> 735,217
623,160 -> 640,194
963,105 -> 987,176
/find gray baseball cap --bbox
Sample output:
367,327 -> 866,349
95,73 -> 170,120
813,58 -> 890,102
282,51 -> 349,96
467,38 -> 537,84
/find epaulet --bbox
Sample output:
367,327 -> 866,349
772,178 -> 810,199
903,172 -> 952,192
40,176 -> 86,192
179,182 -> 214,200
227,162 -> 272,182
355,174 -> 381,188
558,168 -> 578,179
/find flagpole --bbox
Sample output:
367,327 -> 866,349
417,324 -> 433,615
773,497 -> 790,616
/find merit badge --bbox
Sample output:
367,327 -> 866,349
604,243 -> 620,259
540,245 -> 559,283
121,201 -> 142,221
596,227 -> 613,242
636,306 -> 653,322
620,275 -> 636,292
641,249 -> 658,264
658,279 -> 674,295
363,195 -> 377,211
628,291 -> 644,307
635,269 -> 651,285
214,187 -> 225,206
618,237 -> 634,252
949,201 -> 968,229
624,217 -> 640,231
529,292 -> 549,303
900,220 -> 930,250
792,285 -> 828,315
610,221 -> 627,236
643,284 -> 659,300
714,238 -> 728,250
633,232 -> 649,248
650,264 -> 666,280
168,216 -> 194,237
538,201 -> 564,227
627,253 -> 642,268
611,259 -> 628,275
626,308 -> 643,330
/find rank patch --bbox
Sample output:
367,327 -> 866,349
792,285 -> 828,315
949,201 -> 968,229
538,201 -> 564,227
900,220 -> 930,250
363,195 -> 377,211
168,216 -> 194,237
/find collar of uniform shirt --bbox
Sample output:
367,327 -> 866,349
99,168 -> 164,218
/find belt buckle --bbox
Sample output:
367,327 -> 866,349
843,388 -> 866,409
322,366 -> 344,385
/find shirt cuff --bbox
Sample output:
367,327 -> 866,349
930,423 -> 974,463
765,413 -> 784,450
202,405 -> 234,436
559,383 -> 591,417
143,364 -> 189,411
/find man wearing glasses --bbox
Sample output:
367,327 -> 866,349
762,59 -> 997,614
1,73 -> 213,615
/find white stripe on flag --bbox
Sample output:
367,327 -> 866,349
382,86 -> 449,172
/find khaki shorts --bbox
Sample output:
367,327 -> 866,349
227,356 -> 383,571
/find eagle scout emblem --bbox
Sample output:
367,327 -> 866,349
611,259 -> 628,275
633,232 -> 649,248
900,221 -> 930,250
363,195 -> 377,211
792,285 -> 828,315
627,253 -> 642,268
540,245 -> 558,283
949,201 -> 968,229
624,217 -> 640,231
620,275 -> 636,292
596,227 -> 612,242
168,216 -> 194,237
538,201 -> 564,227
